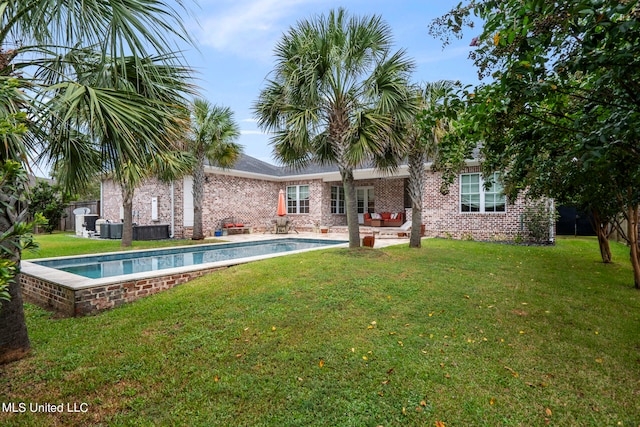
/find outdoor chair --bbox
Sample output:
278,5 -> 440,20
265,217 -> 298,234
375,221 -> 412,238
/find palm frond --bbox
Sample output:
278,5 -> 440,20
4,0 -> 194,63
255,8 -> 414,171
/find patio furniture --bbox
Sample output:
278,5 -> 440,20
273,217 -> 298,234
375,221 -> 412,238
276,217 -> 288,234
363,212 -> 404,227
219,217 -> 252,235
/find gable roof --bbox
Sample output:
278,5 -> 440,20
206,150 -> 479,182
207,153 -> 342,178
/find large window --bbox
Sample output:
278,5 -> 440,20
356,187 -> 375,214
287,185 -> 309,214
331,186 -> 345,214
460,173 -> 506,213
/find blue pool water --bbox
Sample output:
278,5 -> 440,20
33,238 -> 346,279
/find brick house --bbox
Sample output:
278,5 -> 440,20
101,154 -> 531,240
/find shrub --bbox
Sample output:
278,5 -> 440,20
523,199 -> 558,243
28,181 -> 67,233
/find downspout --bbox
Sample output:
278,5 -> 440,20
549,198 -> 555,243
100,180 -> 104,217
170,181 -> 175,238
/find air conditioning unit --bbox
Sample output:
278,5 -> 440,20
73,207 -> 98,237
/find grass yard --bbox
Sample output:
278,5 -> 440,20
2,236 -> 639,426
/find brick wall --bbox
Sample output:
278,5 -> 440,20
20,266 -> 228,317
20,273 -> 75,316
422,166 -> 528,240
103,167 -> 530,241
373,178 -> 405,213
103,175 -> 331,238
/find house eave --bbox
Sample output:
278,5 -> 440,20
205,158 -> 478,182
205,163 -> 430,182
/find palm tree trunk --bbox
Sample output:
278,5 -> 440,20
408,150 -> 425,248
341,167 -> 360,248
121,185 -> 134,247
191,153 -> 205,240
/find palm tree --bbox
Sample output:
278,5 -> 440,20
254,8 -> 415,248
0,0 -> 195,364
405,81 -> 458,248
188,100 -> 242,240
118,150 -> 194,247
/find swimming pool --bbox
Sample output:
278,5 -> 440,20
20,237 -> 347,316
32,238 -> 346,279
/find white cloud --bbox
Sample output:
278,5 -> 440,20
241,129 -> 269,136
196,0 -> 315,60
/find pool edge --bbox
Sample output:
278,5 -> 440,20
20,239 -> 348,317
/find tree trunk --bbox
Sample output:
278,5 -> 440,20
341,167 -> 360,248
121,185 -> 134,247
408,150 -> 425,248
592,209 -> 612,264
191,153 -> 205,240
0,163 -> 30,364
627,203 -> 640,289
0,274 -> 30,364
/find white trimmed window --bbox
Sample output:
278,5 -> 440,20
460,172 -> 506,213
287,185 -> 309,214
331,186 -> 345,214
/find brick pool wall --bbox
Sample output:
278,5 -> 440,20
20,273 -> 75,315
20,266 -> 227,317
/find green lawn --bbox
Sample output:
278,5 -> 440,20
2,236 -> 639,426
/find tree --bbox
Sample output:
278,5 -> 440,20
27,180 -> 67,233
406,81 -> 460,248
431,0 -> 640,287
0,0 -> 196,363
117,151 -> 193,247
65,54 -> 196,248
0,161 -> 44,364
255,8 -> 415,248
188,100 -> 242,241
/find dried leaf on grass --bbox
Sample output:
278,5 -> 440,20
504,365 -> 519,378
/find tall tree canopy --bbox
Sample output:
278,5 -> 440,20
0,0 -> 196,363
404,80 -> 461,248
431,0 -> 640,287
255,8 -> 415,248
188,100 -> 242,241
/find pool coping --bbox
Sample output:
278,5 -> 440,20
19,237 -> 348,316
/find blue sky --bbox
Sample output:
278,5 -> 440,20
179,0 -> 481,165
28,1 -> 479,177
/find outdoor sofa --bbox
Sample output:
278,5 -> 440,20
363,212 -> 404,227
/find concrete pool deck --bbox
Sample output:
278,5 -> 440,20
20,231 -> 409,316
213,230 -> 409,248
